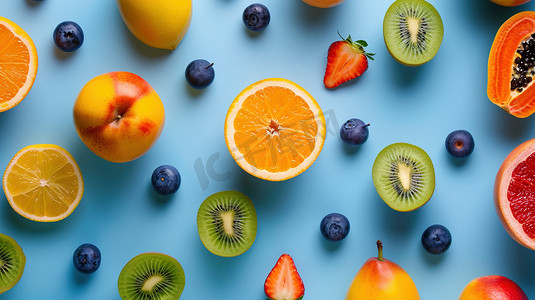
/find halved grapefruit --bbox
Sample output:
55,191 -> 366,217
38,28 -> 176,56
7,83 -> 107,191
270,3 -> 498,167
495,138 -> 535,250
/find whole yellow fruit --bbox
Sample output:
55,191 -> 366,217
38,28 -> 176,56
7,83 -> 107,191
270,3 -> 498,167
73,72 -> 165,163
116,0 -> 192,50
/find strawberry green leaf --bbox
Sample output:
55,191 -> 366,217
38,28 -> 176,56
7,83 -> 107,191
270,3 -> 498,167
355,40 -> 368,47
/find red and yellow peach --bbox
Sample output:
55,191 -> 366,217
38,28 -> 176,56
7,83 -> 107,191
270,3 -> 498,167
458,275 -> 528,300
73,72 -> 165,163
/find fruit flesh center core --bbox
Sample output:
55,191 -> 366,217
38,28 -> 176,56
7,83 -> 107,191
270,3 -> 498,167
398,163 -> 412,190
0,258 -> 10,272
408,17 -> 420,44
267,120 -> 280,135
510,35 -> 535,95
142,276 -> 163,292
220,211 -> 235,236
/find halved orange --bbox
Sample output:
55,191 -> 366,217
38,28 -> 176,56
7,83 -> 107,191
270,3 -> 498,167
0,16 -> 38,112
3,144 -> 84,222
495,138 -> 535,250
224,78 -> 326,181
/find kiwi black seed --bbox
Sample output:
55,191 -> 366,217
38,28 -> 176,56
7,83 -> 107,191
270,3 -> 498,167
383,0 -> 444,66
0,233 -> 25,294
117,252 -> 185,300
372,143 -> 435,212
197,190 -> 257,257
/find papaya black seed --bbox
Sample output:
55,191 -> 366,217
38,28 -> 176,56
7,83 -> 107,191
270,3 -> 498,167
511,37 -> 535,92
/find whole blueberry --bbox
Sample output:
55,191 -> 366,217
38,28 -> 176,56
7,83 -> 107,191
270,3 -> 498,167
53,21 -> 84,52
185,59 -> 215,89
73,243 -> 101,274
243,3 -> 270,32
340,118 -> 369,145
421,224 -> 452,254
445,130 -> 474,158
320,213 -> 350,242
151,165 -> 181,195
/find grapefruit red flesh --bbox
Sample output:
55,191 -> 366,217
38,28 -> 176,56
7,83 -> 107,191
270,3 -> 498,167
508,153 -> 535,238
495,139 -> 535,250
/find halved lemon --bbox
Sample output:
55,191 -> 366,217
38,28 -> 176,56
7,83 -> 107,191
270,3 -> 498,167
225,78 -> 326,181
0,16 -> 38,112
3,144 -> 84,222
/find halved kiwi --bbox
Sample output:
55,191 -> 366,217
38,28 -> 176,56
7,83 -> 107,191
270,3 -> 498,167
0,233 -> 25,294
383,0 -> 443,66
117,253 -> 185,300
197,191 -> 257,257
372,143 -> 435,211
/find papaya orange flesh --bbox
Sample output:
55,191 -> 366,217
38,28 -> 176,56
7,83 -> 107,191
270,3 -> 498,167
488,11 -> 535,118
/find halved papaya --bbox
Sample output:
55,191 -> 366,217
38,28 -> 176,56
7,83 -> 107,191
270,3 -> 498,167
488,11 -> 535,118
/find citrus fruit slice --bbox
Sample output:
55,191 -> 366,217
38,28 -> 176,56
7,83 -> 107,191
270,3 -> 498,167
0,16 -> 38,112
495,138 -> 535,250
224,78 -> 326,181
3,144 -> 84,222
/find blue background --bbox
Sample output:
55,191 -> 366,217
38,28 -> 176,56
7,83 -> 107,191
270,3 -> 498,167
1,0 -> 535,299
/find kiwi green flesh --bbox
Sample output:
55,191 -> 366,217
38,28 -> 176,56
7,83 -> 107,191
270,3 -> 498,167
383,0 -> 444,66
372,143 -> 435,212
118,253 -> 185,300
0,233 -> 25,295
197,191 -> 257,257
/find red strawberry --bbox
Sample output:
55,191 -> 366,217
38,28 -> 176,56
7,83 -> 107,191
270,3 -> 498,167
324,33 -> 375,89
264,254 -> 305,300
